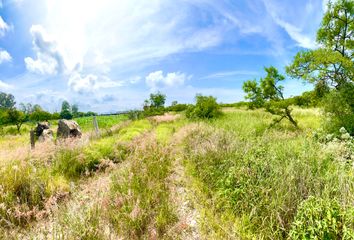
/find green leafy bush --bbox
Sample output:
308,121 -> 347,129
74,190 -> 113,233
289,196 -> 354,239
186,94 -> 222,119
166,103 -> 189,112
323,84 -> 354,135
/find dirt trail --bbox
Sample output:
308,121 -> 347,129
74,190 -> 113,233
168,156 -> 201,239
166,126 -> 202,240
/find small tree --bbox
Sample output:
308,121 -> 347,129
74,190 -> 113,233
60,100 -> 73,119
243,66 -> 298,127
286,0 -> 353,133
186,94 -> 222,119
149,92 -> 166,108
7,109 -> 26,133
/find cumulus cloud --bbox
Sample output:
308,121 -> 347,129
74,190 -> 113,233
0,16 -> 9,37
0,50 -> 11,64
68,72 -> 122,94
146,71 -> 189,89
24,25 -> 67,75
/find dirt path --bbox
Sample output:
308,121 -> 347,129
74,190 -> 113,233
166,127 -> 202,240
167,156 -> 201,240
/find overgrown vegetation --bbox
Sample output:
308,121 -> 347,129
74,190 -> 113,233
0,1 -> 353,239
181,110 -> 354,239
108,133 -> 177,239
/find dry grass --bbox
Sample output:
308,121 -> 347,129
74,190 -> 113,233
149,113 -> 181,124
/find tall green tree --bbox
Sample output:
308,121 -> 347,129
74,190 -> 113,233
60,100 -> 73,119
0,92 -> 16,110
286,0 -> 353,89
149,92 -> 166,108
286,0 -> 354,133
243,67 -> 297,127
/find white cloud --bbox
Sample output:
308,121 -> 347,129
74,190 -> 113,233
0,16 -> 9,37
0,50 -> 11,64
68,72 -> 122,93
129,76 -> 142,84
24,25 -> 69,75
271,17 -> 317,49
0,80 -> 13,90
201,70 -> 259,80
146,71 -> 189,89
262,0 -> 318,49
24,0 -> 228,75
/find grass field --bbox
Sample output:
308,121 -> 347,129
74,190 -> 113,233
0,108 -> 353,239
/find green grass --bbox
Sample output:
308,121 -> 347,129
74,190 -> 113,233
1,108 -> 353,239
181,109 -> 354,239
108,133 -> 177,239
0,117 -> 139,228
75,114 -> 128,132
117,119 -> 152,141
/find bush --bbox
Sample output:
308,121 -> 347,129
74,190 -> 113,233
289,196 -> 354,239
166,103 -> 189,112
186,94 -> 222,119
323,84 -> 354,135
127,110 -> 144,120
143,106 -> 166,117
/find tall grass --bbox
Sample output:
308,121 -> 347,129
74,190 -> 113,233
108,133 -> 177,239
0,118 -> 144,229
181,110 -> 354,239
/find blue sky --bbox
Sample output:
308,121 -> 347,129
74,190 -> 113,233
0,0 -> 327,113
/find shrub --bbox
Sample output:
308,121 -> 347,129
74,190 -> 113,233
127,110 -> 143,120
166,103 -> 189,112
186,94 -> 222,119
323,84 -> 354,135
143,106 -> 165,117
289,196 -> 354,239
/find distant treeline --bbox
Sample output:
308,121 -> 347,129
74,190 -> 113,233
0,92 -> 97,133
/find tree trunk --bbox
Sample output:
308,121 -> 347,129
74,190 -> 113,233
285,108 -> 298,128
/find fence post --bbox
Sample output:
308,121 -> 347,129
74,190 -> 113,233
93,116 -> 100,136
30,130 -> 35,150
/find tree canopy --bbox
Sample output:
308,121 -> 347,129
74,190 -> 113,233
149,92 -> 166,108
286,0 -> 353,89
0,92 -> 16,110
